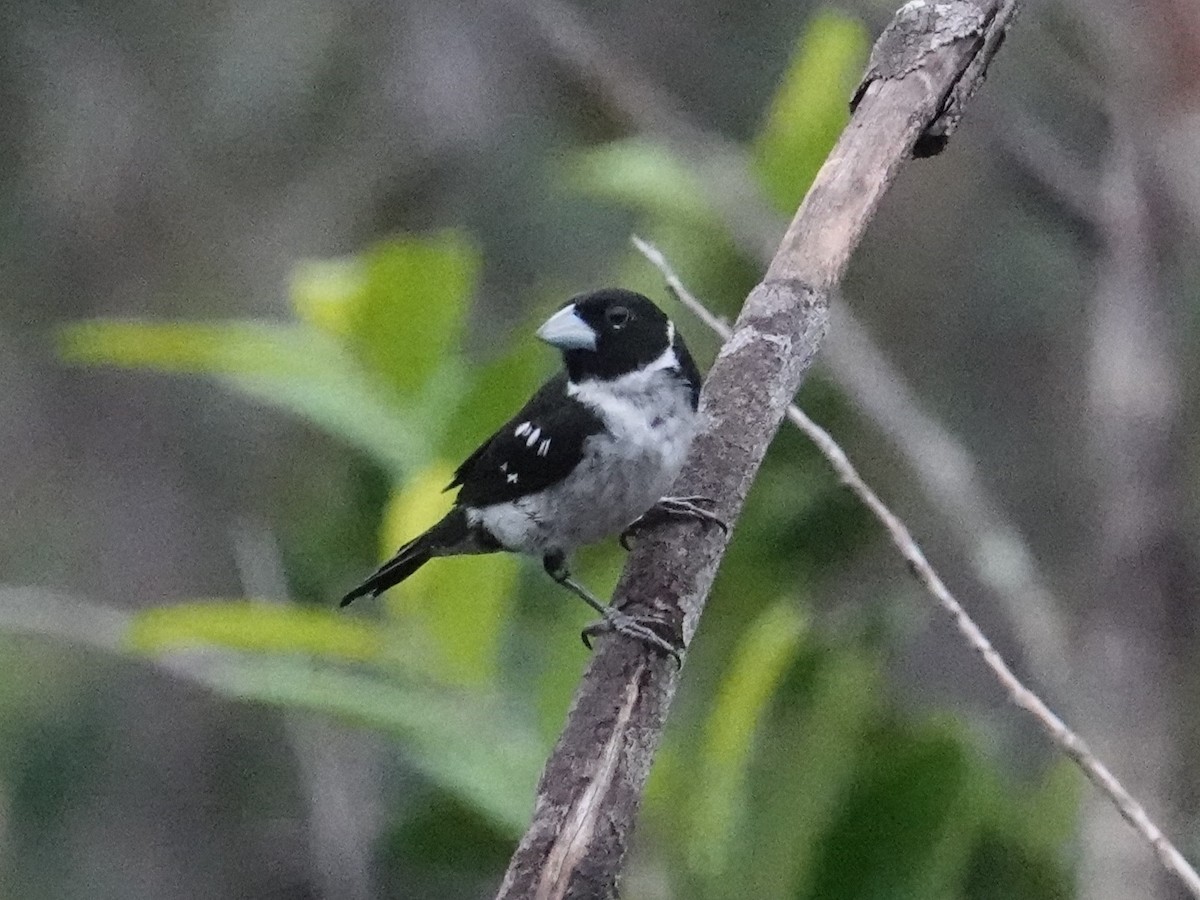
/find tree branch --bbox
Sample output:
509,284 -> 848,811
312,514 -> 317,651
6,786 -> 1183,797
515,0 -> 1071,692
495,3 -> 1021,897
632,236 -> 1200,900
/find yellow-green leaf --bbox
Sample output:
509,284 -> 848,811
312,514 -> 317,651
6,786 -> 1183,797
190,655 -> 544,832
127,600 -> 384,662
736,650 -> 878,900
348,233 -> 479,399
58,319 -> 424,474
688,601 -> 807,881
379,463 -> 517,685
753,10 -> 869,212
290,255 -> 368,338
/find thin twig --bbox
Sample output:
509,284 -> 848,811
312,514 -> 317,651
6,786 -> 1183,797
821,306 -> 1073,692
632,235 -> 1200,900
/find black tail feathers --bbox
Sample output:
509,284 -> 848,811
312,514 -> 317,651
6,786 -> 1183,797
338,538 -> 432,607
339,508 -> 472,607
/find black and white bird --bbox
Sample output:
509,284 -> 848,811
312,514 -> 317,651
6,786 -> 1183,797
340,288 -> 725,656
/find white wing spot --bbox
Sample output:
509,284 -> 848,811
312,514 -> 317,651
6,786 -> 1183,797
514,422 -> 532,438
525,426 -> 542,448
506,472 -> 519,484
537,438 -> 551,457
499,461 -> 508,473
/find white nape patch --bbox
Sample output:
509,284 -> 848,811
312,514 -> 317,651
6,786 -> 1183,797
506,473 -> 519,484
537,438 -> 551,457
525,426 -> 542,448
514,422 -> 532,438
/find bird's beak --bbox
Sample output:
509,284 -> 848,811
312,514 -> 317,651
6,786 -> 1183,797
536,304 -> 597,351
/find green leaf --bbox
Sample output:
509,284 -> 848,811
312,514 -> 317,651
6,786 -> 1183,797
565,141 -> 752,324
1015,759 -> 1083,851
127,601 -> 384,662
344,233 -> 480,399
58,320 -> 425,475
378,464 -> 518,685
753,10 -> 869,212
290,255 -> 367,339
801,723 -> 976,900
687,601 -> 807,883
568,140 -> 720,226
732,649 -> 878,900
190,655 -> 544,832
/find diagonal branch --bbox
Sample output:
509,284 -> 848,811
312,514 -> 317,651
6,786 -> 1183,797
515,0 -> 1071,692
495,3 -> 1021,897
633,236 -> 1200,900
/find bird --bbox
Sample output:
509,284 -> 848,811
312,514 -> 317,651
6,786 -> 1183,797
339,288 -> 726,657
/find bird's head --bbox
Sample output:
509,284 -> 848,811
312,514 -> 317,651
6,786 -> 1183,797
536,288 -> 681,383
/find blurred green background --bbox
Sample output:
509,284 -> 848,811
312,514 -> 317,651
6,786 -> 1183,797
2,0 -> 1199,898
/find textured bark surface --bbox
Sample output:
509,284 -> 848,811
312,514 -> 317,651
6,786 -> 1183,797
495,3 -> 1020,898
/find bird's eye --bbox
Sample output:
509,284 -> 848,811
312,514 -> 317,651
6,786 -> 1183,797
605,305 -> 631,329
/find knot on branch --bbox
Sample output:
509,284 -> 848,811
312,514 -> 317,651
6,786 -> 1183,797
853,0 -> 1014,157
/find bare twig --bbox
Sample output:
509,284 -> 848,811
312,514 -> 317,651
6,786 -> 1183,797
821,306 -> 1073,691
496,4 -> 1023,897
514,0 -> 1071,692
632,236 -> 1200,900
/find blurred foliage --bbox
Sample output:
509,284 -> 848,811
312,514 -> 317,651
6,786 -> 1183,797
753,10 -> 869,212
29,10 -> 1082,900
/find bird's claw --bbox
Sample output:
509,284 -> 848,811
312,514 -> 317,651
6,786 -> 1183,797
618,527 -> 638,552
619,495 -> 730,550
581,609 -> 683,666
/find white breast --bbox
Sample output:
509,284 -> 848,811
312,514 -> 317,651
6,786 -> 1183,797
476,363 -> 699,557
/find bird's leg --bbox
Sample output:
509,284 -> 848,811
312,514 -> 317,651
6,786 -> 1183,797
542,553 -> 682,664
619,495 -> 730,550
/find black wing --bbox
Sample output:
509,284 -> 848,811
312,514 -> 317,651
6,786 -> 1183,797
446,372 -> 605,508
672,329 -> 702,410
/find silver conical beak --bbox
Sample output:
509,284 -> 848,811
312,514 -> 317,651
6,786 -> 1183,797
536,304 -> 597,351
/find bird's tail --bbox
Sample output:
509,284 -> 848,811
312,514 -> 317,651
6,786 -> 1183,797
339,508 -> 473,607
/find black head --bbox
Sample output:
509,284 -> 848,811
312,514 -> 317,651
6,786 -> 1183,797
537,288 -> 689,384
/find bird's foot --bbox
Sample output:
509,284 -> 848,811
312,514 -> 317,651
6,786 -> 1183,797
619,495 -> 730,550
581,608 -> 683,666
